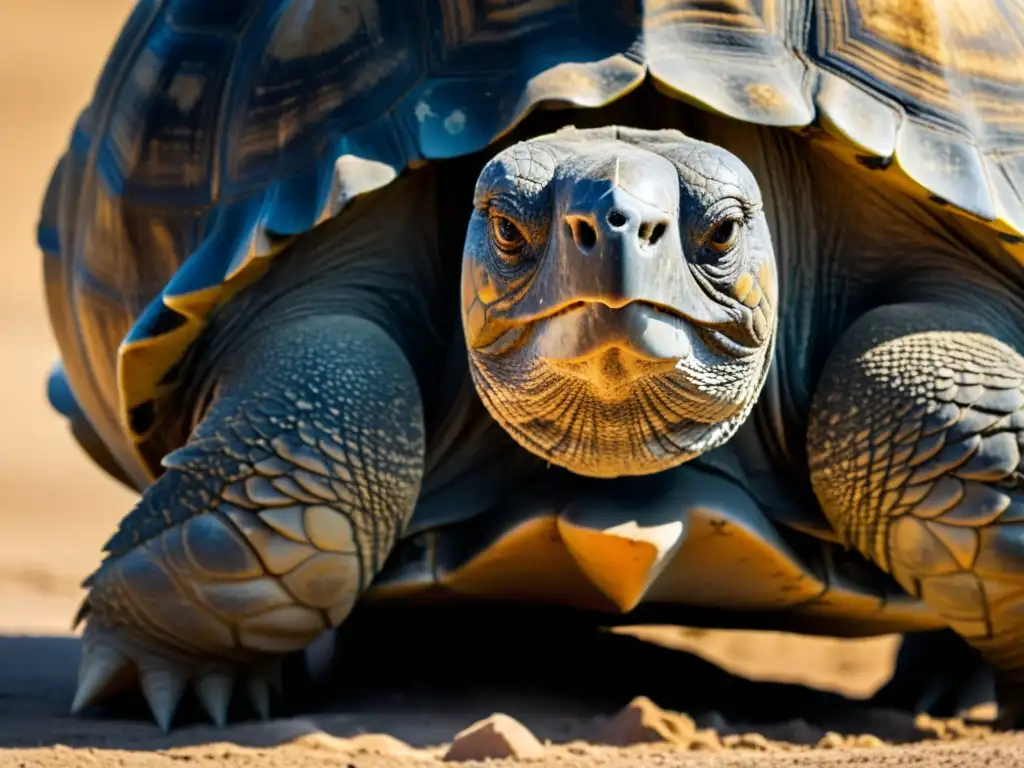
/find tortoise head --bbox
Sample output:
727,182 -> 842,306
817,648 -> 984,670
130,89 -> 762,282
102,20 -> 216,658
461,126 -> 777,478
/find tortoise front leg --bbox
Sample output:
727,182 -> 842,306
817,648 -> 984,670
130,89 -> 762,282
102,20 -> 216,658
807,302 -> 1024,727
73,314 -> 424,730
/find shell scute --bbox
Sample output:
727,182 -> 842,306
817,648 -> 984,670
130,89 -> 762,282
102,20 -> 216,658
219,0 -> 424,199
166,0 -> 259,34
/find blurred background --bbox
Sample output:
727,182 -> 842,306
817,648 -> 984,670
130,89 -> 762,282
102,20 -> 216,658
0,0 -> 138,634
0,0 -> 898,700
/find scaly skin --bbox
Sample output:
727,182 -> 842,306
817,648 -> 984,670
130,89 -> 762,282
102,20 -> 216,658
75,314 -> 424,729
808,303 -> 1024,727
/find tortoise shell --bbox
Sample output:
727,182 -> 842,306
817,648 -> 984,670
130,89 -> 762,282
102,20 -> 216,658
40,0 -> 1024,490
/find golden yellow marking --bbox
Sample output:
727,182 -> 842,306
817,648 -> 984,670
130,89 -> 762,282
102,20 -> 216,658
944,2 -> 1024,85
859,0 -> 944,63
821,0 -> 1024,131
438,516 -> 614,611
757,262 -> 773,294
742,283 -> 764,309
253,535 -> 314,576
745,83 -> 783,112
646,506 -> 945,631
163,284 -> 221,317
474,263 -> 500,305
645,0 -> 772,32
852,0 -> 1024,88
734,272 -> 754,303
463,301 -> 487,348
556,517 -> 685,613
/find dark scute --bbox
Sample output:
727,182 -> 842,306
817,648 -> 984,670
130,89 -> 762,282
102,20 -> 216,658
97,28 -> 236,205
855,154 -> 891,171
129,400 -> 157,437
158,360 -> 183,386
167,0 -> 258,33
148,307 -> 189,336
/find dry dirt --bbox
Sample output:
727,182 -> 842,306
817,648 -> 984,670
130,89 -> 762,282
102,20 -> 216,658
2,2 -> 1024,766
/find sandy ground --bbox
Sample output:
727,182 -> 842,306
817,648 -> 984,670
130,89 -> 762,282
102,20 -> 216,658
2,2 -> 1024,766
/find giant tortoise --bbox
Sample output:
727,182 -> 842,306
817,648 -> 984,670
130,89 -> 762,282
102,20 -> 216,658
39,0 -> 1024,731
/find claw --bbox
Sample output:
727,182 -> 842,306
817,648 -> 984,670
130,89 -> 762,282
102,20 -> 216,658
138,660 -> 188,733
196,671 -> 235,728
71,645 -> 129,714
247,677 -> 271,720
72,623 -> 294,729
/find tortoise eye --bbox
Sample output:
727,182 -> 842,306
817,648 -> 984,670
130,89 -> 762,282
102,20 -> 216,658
490,214 -> 527,258
708,218 -> 742,253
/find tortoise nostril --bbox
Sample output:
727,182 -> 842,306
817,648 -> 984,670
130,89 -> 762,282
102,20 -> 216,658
607,209 -> 628,228
569,218 -> 597,251
639,221 -> 667,247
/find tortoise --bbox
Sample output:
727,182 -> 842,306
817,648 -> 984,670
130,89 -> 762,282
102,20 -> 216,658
39,0 -> 1024,732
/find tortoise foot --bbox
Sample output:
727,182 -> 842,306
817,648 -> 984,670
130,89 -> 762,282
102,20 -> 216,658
73,620 -> 289,730
808,303 -> 1024,730
71,503 -> 362,730
70,314 -> 426,731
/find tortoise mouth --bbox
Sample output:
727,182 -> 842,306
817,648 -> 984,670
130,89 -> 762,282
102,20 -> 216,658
466,296 -> 772,477
531,301 -> 696,364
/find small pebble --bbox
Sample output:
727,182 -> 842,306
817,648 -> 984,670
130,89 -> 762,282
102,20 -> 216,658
815,732 -> 886,749
688,729 -> 724,751
271,721 -> 416,756
915,714 -> 992,742
722,733 -> 771,750
816,732 -> 846,749
850,734 -> 886,748
443,713 -> 545,762
593,696 -> 696,747
566,742 -> 597,756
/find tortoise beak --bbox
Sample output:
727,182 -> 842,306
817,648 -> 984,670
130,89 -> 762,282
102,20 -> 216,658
561,185 -> 676,310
